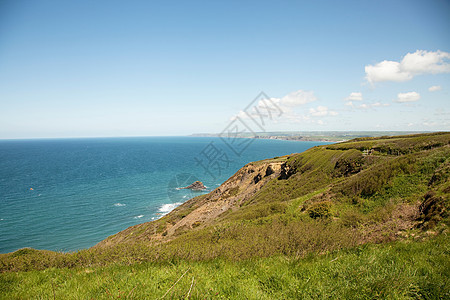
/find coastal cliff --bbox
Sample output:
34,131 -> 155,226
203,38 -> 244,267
1,132 -> 449,299
95,132 -> 450,255
1,132 -> 449,270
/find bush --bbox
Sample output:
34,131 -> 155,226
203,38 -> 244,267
333,150 -> 364,177
307,201 -> 332,219
417,191 -> 447,230
340,209 -> 365,227
337,156 -> 415,198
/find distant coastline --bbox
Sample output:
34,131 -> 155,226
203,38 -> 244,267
190,131 -> 431,143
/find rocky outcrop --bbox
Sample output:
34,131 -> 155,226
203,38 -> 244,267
265,165 -> 275,177
253,173 -> 262,184
181,181 -> 207,190
278,162 -> 296,180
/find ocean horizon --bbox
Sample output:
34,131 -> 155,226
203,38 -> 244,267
0,136 -> 331,253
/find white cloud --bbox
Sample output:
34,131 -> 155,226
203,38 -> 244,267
232,90 -> 317,123
358,104 -> 369,109
279,90 -> 317,107
365,50 -> 450,83
365,60 -> 412,83
233,90 -> 342,127
402,50 -> 450,74
395,92 -> 421,103
345,92 -> 363,101
346,100 -> 390,109
309,106 -> 328,117
428,85 -> 442,92
371,102 -> 390,107
308,106 -> 338,117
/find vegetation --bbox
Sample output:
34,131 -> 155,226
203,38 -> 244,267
1,132 -> 449,298
1,235 -> 448,299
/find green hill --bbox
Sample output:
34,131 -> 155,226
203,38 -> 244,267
1,132 -> 449,299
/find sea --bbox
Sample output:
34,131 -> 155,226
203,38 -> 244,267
0,137 -> 330,253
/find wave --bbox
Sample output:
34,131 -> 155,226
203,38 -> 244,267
113,203 -> 126,207
133,215 -> 144,219
158,202 -> 183,214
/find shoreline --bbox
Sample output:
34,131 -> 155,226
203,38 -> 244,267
190,131 -> 433,143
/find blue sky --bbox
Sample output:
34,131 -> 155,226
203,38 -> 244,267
0,0 -> 449,138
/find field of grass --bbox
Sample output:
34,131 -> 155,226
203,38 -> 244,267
1,235 -> 448,299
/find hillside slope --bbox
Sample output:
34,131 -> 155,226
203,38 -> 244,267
1,236 -> 448,299
96,132 -> 449,248
1,132 -> 449,271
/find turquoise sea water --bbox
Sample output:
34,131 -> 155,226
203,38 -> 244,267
0,137 -> 330,253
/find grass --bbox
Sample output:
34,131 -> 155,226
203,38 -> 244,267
326,132 -> 450,155
1,234 -> 448,299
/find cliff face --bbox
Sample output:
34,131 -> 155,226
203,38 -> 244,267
166,161 -> 283,236
96,158 -> 286,247
96,132 -> 450,255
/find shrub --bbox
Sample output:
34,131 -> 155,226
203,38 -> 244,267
307,201 -> 332,219
333,150 -> 364,177
340,209 -> 365,227
417,191 -> 447,230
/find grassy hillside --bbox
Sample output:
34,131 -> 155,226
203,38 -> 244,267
1,235 -> 448,299
1,132 -> 449,298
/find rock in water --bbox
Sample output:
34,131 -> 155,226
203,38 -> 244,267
181,181 -> 207,190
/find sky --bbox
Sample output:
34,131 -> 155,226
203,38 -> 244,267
0,0 -> 449,139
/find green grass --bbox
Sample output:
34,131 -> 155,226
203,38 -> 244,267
246,147 -> 341,206
1,235 -> 448,299
326,132 -> 450,155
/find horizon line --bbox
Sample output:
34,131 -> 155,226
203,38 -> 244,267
0,130 -> 441,141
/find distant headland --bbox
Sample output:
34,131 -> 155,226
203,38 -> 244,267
190,131 -> 430,143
